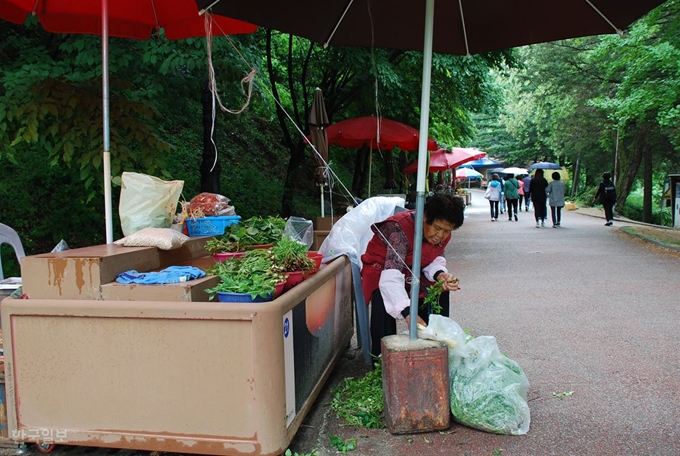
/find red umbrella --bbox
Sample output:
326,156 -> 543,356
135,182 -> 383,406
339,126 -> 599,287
1,0 -> 257,39
402,147 -> 486,174
0,0 -> 256,243
326,116 -> 438,151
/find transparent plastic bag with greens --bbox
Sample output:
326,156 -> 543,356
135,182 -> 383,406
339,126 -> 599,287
418,316 -> 530,435
449,335 -> 530,435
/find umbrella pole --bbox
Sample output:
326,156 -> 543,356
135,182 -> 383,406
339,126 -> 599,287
409,0 -> 435,340
320,184 -> 325,217
102,0 -> 113,244
368,145 -> 372,197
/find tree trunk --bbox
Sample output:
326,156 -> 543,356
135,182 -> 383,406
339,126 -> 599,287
617,127 -> 646,207
200,82 -> 221,194
643,139 -> 653,223
571,153 -> 581,198
351,145 -> 372,198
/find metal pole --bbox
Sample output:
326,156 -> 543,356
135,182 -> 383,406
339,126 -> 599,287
409,0 -> 435,340
102,0 -> 113,243
320,184 -> 325,217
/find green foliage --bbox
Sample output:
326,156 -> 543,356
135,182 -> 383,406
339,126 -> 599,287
284,450 -> 317,456
205,249 -> 286,299
421,281 -> 444,315
328,435 -> 357,454
616,191 -> 672,226
271,237 -> 314,272
330,361 -> 385,429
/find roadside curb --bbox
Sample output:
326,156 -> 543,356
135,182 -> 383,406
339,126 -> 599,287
619,226 -> 680,252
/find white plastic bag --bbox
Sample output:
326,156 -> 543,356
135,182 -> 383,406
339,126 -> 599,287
317,196 -> 405,269
119,172 -> 184,236
284,216 -> 314,249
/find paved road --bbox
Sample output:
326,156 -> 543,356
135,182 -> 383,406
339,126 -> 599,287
4,190 -> 679,456
291,188 -> 680,456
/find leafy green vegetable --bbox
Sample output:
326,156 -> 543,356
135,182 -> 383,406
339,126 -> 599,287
328,435 -> 357,453
205,216 -> 287,254
271,236 -> 315,272
205,249 -> 286,300
421,281 -> 444,314
330,361 -> 385,429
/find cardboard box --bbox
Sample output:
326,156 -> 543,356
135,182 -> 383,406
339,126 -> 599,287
315,216 -> 342,231
312,230 -> 330,251
21,238 -> 213,300
101,275 -> 220,302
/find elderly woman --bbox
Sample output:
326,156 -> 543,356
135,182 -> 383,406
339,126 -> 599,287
361,193 -> 465,358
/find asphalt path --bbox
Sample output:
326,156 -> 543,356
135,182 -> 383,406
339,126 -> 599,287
290,188 -> 680,456
4,189 -> 679,456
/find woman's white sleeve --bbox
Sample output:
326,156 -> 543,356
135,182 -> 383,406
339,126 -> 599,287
422,256 -> 447,281
379,269 -> 410,319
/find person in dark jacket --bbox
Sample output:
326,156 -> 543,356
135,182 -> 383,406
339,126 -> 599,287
522,174 -> 533,211
361,193 -> 465,358
593,172 -> 617,226
503,174 -> 520,221
529,169 -> 549,227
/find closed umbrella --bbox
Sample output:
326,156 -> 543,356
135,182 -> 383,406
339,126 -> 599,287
308,88 -> 330,216
1,0 -> 256,243
197,0 -> 667,344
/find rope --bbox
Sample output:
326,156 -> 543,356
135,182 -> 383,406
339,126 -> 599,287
203,12 -> 257,171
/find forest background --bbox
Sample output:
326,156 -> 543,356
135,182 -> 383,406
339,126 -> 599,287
1,1 -> 679,277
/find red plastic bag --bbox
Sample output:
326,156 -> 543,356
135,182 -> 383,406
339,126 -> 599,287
187,192 -> 235,217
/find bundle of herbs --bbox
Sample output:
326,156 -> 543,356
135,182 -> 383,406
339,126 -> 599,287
205,249 -> 286,300
271,237 -> 315,273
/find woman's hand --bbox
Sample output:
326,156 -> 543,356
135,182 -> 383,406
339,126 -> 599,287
405,314 -> 427,328
437,272 -> 460,291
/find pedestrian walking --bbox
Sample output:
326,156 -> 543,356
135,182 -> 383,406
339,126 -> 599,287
498,174 -> 506,215
546,172 -> 566,227
522,174 -> 533,211
518,177 -> 525,211
529,169 -> 548,227
593,172 -> 617,226
504,174 -> 520,221
484,174 -> 503,222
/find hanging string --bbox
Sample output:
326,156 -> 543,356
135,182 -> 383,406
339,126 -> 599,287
203,12 -> 257,172
206,13 -> 256,115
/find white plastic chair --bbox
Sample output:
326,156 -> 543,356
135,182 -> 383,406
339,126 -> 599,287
0,223 -> 26,280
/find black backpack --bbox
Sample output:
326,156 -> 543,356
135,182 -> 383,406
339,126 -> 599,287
603,181 -> 616,200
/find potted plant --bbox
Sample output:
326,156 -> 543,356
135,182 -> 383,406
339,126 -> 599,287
205,249 -> 286,302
